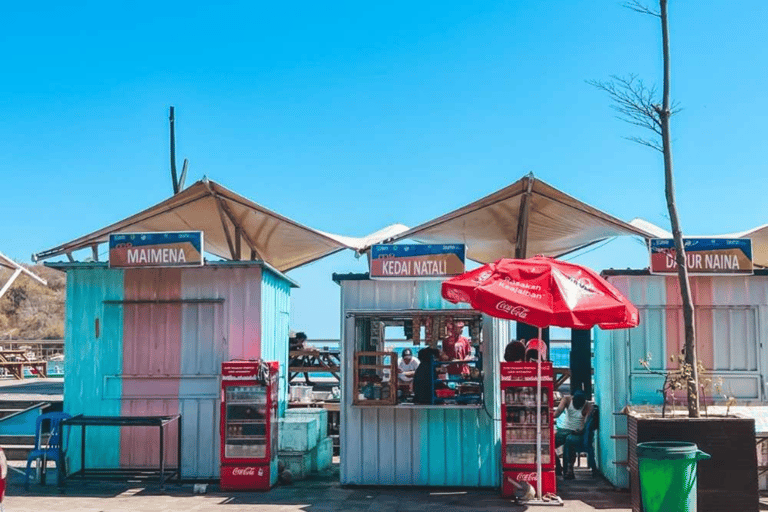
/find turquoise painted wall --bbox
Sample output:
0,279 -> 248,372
340,278 -> 503,487
260,268 -> 291,417
63,267 -> 125,473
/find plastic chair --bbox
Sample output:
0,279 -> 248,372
24,412 -> 71,489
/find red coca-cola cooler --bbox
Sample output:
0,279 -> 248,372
500,361 -> 556,498
220,360 -> 279,491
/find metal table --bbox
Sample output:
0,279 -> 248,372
62,414 -> 181,488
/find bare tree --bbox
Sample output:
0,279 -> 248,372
590,0 -> 699,417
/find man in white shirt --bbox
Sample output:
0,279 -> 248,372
397,348 -> 420,392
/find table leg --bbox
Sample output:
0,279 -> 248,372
81,425 -> 86,480
159,424 -> 165,488
177,417 -> 182,482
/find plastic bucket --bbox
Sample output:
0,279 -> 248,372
637,441 -> 710,512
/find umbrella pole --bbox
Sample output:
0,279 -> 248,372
536,326 -> 542,501
520,326 -> 562,506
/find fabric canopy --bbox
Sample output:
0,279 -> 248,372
1,250 -> 47,298
33,179 -> 408,272
366,174 -> 653,263
630,218 -> 768,269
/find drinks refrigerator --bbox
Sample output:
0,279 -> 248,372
220,360 -> 279,491
500,361 -> 555,498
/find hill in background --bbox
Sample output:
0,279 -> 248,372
0,264 -> 65,340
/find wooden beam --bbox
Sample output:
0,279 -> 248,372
205,182 -> 238,260
514,174 -> 535,259
216,196 -> 264,261
235,226 -> 242,261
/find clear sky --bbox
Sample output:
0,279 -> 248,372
1,1 -> 766,338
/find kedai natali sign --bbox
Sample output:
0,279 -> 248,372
369,244 -> 465,279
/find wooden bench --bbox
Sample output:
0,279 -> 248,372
0,350 -> 47,379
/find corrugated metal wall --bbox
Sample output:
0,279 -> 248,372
63,263 -> 291,479
339,278 -> 505,487
63,267 -> 125,474
260,268 -> 291,417
594,273 -> 768,488
120,269 -> 182,469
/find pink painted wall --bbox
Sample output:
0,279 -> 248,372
120,268 -> 181,468
664,276 -> 714,371
180,266 -> 262,359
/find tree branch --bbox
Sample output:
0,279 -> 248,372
625,0 -> 660,17
625,136 -> 664,153
588,74 -> 670,149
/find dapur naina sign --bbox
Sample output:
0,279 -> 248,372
650,238 -> 753,275
109,232 -> 204,268
369,244 -> 465,279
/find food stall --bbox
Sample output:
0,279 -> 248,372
48,258 -> 295,480
334,244 -> 514,487
32,179 -> 361,481
594,237 -> 768,489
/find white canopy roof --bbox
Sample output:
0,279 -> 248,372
630,218 -> 768,268
1,251 -> 47,299
33,178 -> 407,272
366,174 -> 652,263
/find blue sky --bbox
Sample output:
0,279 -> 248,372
2,1 -> 766,338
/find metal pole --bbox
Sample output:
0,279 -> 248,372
536,326 -> 542,500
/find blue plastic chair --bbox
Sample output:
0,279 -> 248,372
24,412 -> 71,489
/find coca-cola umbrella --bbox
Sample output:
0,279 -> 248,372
441,256 -> 639,330
442,256 -> 639,502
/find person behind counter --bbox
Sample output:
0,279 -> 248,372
397,348 -> 420,393
553,390 -> 593,479
413,347 -> 440,404
440,320 -> 472,377
289,331 -> 316,386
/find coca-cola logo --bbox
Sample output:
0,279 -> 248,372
515,472 -> 537,482
232,467 -> 256,476
496,301 -> 529,319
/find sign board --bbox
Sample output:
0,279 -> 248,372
369,244 -> 465,279
109,232 -> 204,268
650,238 -> 753,275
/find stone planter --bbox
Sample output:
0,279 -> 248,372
628,413 -> 758,512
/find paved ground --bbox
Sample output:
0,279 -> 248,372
4,464 -> 632,511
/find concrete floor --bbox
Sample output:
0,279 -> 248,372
4,462 -> 633,512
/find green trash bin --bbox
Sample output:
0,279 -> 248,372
637,441 -> 711,512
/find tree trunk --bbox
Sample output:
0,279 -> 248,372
658,0 -> 699,417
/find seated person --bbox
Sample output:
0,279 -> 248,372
440,320 -> 472,377
289,331 -> 317,386
397,348 -> 420,393
553,390 -> 593,479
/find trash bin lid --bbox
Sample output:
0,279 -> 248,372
637,441 -> 711,460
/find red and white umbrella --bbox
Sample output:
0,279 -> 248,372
442,256 -> 639,502
442,256 -> 639,330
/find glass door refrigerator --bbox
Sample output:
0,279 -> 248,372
220,360 -> 279,491
500,361 -> 555,498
